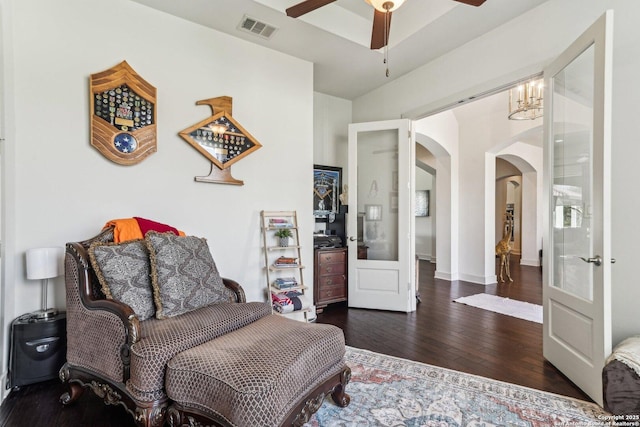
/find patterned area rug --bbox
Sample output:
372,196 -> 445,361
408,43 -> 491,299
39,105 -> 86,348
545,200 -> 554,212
307,347 -> 609,426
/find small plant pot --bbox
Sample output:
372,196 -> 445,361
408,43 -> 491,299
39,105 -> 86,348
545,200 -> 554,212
279,237 -> 289,247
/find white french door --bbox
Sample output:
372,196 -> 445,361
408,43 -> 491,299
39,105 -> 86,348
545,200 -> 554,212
347,119 -> 416,312
543,11 -> 613,406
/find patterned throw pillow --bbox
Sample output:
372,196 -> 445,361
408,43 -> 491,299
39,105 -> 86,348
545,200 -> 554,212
145,231 -> 228,319
88,239 -> 155,321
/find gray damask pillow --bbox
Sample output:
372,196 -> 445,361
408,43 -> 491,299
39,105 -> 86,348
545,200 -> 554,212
88,239 -> 155,321
145,231 -> 228,319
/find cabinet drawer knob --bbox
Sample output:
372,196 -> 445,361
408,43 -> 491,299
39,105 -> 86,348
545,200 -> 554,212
326,267 -> 333,273
326,279 -> 333,285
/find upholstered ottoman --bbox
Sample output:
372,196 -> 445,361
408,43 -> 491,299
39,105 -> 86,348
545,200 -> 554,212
165,314 -> 350,427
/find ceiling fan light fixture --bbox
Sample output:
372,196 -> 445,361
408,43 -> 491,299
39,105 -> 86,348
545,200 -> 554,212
366,0 -> 406,13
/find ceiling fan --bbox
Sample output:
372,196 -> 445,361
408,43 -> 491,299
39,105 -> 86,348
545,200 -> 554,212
286,0 -> 487,50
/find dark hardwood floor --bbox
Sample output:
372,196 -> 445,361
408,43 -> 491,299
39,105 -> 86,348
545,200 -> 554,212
318,258 -> 589,402
0,258 -> 589,426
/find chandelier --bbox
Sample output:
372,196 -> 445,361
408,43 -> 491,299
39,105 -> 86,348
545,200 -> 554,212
508,79 -> 543,120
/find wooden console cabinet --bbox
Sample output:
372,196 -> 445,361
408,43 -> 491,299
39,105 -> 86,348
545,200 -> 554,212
357,245 -> 368,259
314,247 -> 347,313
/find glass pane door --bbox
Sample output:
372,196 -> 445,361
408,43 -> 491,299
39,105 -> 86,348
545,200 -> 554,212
357,129 -> 399,262
552,44 -> 595,301
543,10 -> 612,406
348,119 -> 415,312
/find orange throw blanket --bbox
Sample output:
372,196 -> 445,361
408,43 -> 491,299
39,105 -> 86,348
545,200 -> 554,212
104,217 -> 185,243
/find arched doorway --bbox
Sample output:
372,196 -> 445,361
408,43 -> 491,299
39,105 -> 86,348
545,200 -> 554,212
414,115 -> 459,281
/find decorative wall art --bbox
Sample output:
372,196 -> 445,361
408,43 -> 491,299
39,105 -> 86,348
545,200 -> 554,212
392,171 -> 399,191
313,165 -> 342,219
415,190 -> 430,217
390,192 -> 398,214
90,61 -> 157,166
179,96 -> 262,185
365,204 -> 382,221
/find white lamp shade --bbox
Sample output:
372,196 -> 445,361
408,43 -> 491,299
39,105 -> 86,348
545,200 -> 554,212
26,247 -> 64,280
366,0 -> 406,12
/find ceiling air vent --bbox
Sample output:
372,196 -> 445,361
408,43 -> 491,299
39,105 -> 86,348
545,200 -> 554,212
238,15 -> 278,40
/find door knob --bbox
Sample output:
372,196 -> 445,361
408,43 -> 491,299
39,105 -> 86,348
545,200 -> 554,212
349,236 -> 356,242
579,255 -> 602,266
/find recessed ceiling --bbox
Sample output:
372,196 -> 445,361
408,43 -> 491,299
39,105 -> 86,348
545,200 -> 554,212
253,0 -> 458,49
130,0 -> 547,100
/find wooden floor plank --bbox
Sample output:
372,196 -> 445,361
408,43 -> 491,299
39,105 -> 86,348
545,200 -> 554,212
317,258 -> 589,401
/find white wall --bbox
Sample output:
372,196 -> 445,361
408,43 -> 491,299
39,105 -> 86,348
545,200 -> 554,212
354,0 -> 640,344
1,0 -> 315,386
313,92 -> 351,172
415,112 -> 459,280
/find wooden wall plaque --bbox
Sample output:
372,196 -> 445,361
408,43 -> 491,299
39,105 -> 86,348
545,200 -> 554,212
90,61 -> 157,165
179,97 -> 262,185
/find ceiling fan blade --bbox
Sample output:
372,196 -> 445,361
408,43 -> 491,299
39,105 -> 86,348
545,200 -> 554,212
452,0 -> 486,6
286,0 -> 336,18
370,9 -> 392,50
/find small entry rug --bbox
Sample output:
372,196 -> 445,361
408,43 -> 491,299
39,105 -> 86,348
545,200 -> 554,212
454,293 -> 543,323
308,346 -> 608,426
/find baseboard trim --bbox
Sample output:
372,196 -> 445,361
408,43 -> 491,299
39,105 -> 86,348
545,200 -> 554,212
458,273 -> 497,285
434,271 -> 451,281
520,258 -> 541,267
434,271 -> 458,281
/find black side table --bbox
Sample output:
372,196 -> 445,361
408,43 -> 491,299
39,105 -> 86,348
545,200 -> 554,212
7,311 -> 66,389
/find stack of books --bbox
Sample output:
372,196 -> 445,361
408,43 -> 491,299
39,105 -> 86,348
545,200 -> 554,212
271,291 -> 309,314
272,277 -> 298,290
269,218 -> 293,228
274,256 -> 298,267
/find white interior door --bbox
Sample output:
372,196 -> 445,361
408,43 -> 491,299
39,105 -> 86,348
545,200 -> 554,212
543,11 -> 613,406
347,119 -> 416,312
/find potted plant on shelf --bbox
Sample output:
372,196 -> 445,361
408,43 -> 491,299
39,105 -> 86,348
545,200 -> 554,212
274,228 -> 292,247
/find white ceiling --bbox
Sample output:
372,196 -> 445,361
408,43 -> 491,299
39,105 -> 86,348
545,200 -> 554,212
130,0 -> 547,100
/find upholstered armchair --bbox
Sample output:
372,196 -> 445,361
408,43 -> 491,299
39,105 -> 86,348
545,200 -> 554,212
59,227 -> 350,427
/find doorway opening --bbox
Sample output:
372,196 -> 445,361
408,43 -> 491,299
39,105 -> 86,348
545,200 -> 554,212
414,85 -> 543,285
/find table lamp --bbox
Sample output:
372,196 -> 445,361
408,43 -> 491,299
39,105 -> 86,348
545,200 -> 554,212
26,247 -> 64,319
